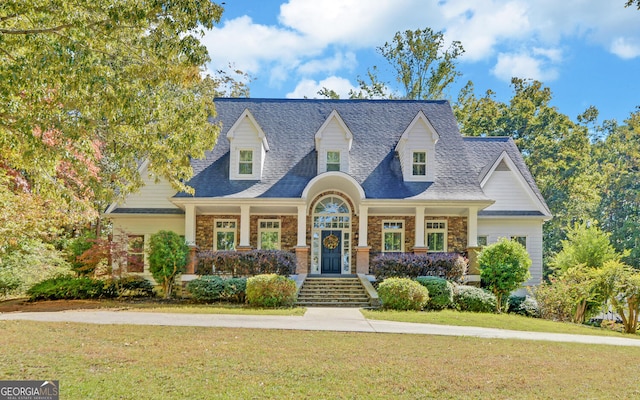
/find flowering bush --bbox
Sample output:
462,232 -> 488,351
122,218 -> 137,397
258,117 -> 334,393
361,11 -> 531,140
371,252 -> 467,282
197,250 -> 296,276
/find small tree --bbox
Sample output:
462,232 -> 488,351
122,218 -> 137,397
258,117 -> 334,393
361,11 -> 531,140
148,230 -> 189,299
478,238 -> 531,312
597,261 -> 640,334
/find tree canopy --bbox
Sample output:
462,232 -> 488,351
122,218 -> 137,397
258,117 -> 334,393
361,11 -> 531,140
0,1 -> 245,250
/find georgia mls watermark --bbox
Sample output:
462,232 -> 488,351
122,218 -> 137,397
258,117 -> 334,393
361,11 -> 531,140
0,381 -> 59,400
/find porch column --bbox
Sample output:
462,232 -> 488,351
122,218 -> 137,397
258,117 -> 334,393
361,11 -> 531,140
184,204 -> 197,274
414,206 -> 428,253
466,206 -> 481,285
238,204 -> 251,250
356,205 -> 370,274
295,204 -> 309,274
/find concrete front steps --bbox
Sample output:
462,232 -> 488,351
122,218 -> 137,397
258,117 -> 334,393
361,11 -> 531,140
297,275 -> 376,308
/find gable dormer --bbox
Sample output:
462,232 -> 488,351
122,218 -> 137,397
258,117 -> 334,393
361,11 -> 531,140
227,109 -> 269,180
481,151 -> 549,215
395,111 -> 439,182
315,110 -> 353,174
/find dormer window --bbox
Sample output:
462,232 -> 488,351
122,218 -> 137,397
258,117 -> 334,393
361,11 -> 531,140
412,151 -> 426,176
326,151 -> 341,172
239,150 -> 253,175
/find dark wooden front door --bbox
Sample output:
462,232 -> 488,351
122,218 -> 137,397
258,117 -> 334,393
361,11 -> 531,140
321,230 -> 342,274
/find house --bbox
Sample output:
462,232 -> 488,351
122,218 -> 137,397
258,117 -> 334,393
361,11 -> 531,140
105,98 -> 551,287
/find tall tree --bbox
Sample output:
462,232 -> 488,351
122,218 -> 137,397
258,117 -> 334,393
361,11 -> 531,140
321,28 -> 464,100
0,1 -> 242,250
593,110 -> 640,268
455,79 -> 601,268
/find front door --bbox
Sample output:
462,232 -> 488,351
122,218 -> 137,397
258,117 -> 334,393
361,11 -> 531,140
321,230 -> 342,274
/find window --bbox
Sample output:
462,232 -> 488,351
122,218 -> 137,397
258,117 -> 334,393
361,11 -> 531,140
511,236 -> 527,248
127,235 -> 145,273
412,151 -> 426,176
214,220 -> 237,250
258,220 -> 280,250
382,221 -> 404,252
326,151 -> 340,171
477,236 -> 488,247
239,150 -> 253,175
426,220 -> 447,252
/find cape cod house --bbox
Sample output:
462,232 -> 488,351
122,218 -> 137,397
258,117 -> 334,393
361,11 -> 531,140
105,98 -> 551,287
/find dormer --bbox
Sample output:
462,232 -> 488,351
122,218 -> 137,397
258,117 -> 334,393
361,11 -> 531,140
315,110 -> 353,174
395,111 -> 439,182
227,109 -> 269,180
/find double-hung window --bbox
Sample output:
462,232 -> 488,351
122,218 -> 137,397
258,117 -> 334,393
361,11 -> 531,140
511,236 -> 527,248
258,220 -> 281,250
127,235 -> 145,273
326,151 -> 341,172
412,151 -> 426,176
214,220 -> 237,251
239,150 -> 253,175
382,221 -> 404,252
426,220 -> 447,252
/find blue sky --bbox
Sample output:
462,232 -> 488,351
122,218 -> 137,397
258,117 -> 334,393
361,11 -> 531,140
202,0 -> 640,124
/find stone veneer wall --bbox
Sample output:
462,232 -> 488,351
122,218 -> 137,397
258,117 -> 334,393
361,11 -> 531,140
367,216 -> 468,253
196,215 -> 239,249
250,215 -> 297,250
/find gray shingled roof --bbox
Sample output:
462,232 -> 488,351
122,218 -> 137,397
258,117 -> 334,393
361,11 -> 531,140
176,98 -> 496,201
463,136 -> 551,216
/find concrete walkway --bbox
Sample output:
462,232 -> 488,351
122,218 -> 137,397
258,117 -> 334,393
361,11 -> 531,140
2,307 -> 640,347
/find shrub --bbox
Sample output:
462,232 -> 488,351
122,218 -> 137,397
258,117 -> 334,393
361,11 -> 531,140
27,275 -> 105,301
478,238 -> 531,312
196,250 -> 296,276
507,295 -> 540,318
148,230 -> 189,298
371,252 -> 467,282
453,285 -> 497,313
378,277 -> 429,311
187,276 -> 247,303
103,276 -> 155,298
67,231 -> 97,276
245,274 -> 297,307
416,276 -> 454,310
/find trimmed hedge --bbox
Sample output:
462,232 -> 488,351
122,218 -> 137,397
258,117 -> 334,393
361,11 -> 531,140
453,285 -> 497,313
245,274 -> 297,308
378,277 -> 429,311
371,252 -> 467,282
416,276 -> 454,310
27,275 -> 155,301
186,276 -> 247,303
197,250 -> 296,276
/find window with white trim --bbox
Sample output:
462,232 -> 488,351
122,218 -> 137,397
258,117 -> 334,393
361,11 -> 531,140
127,235 -> 145,273
412,151 -> 426,176
511,236 -> 527,248
426,220 -> 447,252
258,220 -> 281,250
477,236 -> 488,247
214,220 -> 237,251
326,151 -> 341,172
382,221 -> 404,252
238,150 -> 253,175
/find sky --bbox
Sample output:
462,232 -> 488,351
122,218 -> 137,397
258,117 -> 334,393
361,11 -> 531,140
201,0 -> 640,124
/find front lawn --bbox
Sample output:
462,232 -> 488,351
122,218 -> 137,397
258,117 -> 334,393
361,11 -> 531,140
361,309 -> 640,338
1,320 -> 639,399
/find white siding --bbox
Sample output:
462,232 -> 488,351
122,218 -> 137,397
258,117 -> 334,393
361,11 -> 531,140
396,118 -> 437,182
483,170 -> 538,211
229,118 -> 264,180
316,118 -> 351,173
118,170 -> 178,210
478,218 -> 544,287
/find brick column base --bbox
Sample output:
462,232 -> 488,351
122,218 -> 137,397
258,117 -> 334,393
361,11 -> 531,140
186,245 -> 199,274
295,246 -> 310,274
356,246 -> 371,274
235,246 -> 252,252
413,246 -> 428,254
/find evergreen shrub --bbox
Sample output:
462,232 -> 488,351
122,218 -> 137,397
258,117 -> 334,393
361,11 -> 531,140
378,277 -> 429,311
416,276 -> 454,310
245,274 -> 297,307
187,276 -> 247,303
453,285 -> 497,313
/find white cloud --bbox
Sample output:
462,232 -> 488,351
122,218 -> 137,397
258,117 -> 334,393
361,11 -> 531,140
297,52 -> 358,75
286,76 -> 358,99
610,37 -> 640,59
492,51 -> 559,82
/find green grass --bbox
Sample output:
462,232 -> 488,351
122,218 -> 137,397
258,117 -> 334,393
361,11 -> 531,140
1,320 -> 639,399
122,303 -> 306,316
361,309 -> 640,338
